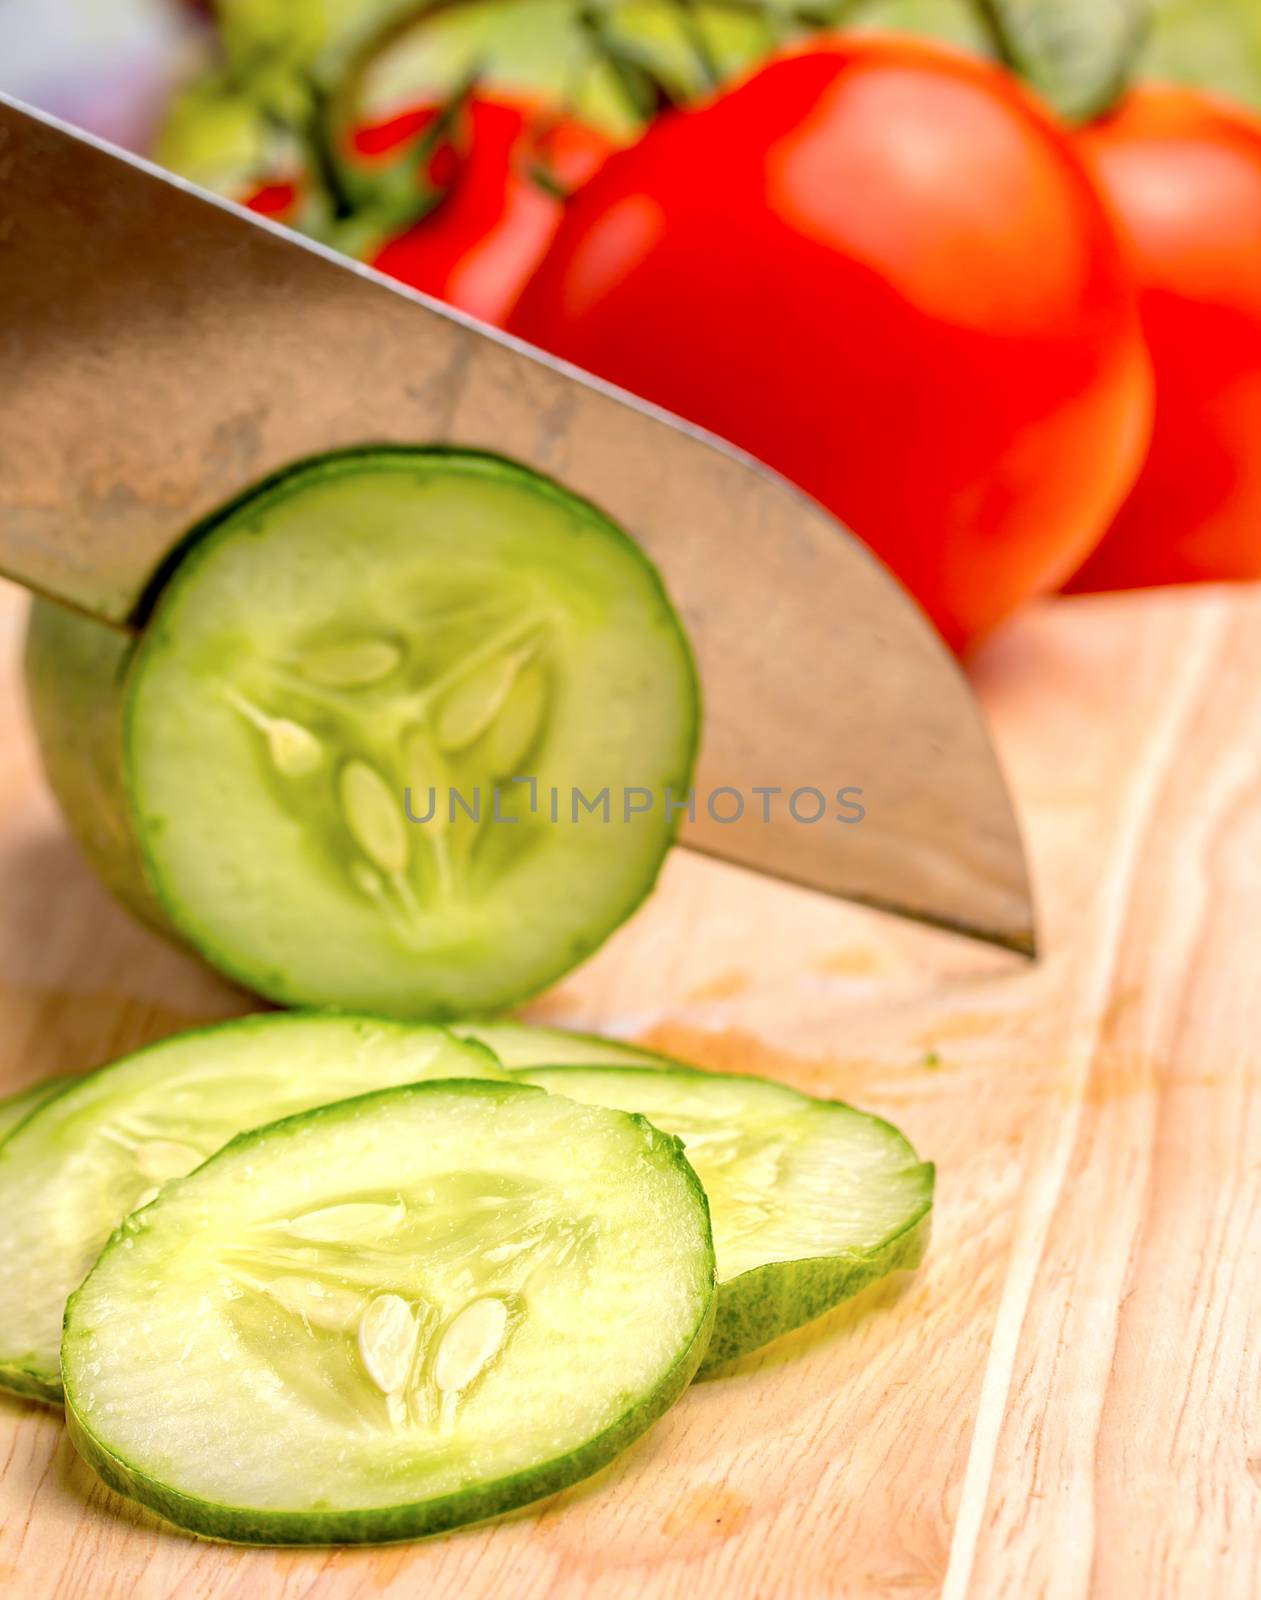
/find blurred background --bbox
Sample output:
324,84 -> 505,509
6,1 -> 1260,155
2,0 -> 1260,654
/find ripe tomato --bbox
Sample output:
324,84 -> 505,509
509,38 -> 1153,651
1065,86 -> 1261,591
362,97 -> 610,326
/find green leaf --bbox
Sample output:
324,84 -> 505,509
350,0 -> 791,140
213,0 -> 425,84
988,0 -> 1147,122
849,0 -> 1261,118
845,0 -> 990,53
153,78 -> 279,191
1137,0 -> 1261,112
872,0 -> 1144,123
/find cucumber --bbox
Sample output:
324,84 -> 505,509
514,1065 -> 933,1371
26,447 -> 698,1017
0,1078 -> 72,1144
450,1018 -> 677,1069
63,1080 -> 715,1544
0,1012 -> 506,1402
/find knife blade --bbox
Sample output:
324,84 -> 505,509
0,93 -> 1035,955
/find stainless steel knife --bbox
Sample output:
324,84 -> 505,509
0,93 -> 1036,955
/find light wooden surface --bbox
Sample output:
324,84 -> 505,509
1,577 -> 1260,1599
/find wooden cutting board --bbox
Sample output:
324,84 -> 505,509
1,576 -> 1259,1600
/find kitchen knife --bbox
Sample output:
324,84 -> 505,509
0,93 -> 1035,955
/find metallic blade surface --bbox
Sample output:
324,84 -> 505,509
0,95 -> 1035,951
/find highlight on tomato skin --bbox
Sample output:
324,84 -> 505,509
508,36 -> 1155,654
1064,85 -> 1261,593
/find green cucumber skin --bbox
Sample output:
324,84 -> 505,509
24,602 -> 172,938
63,1079 -> 716,1546
697,1208 -> 932,1374
0,1359 -> 62,1405
26,446 -> 700,1018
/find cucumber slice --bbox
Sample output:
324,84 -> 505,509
515,1065 -> 933,1371
0,1012 -> 505,1401
63,1080 -> 714,1544
0,1078 -> 72,1144
450,1019 -> 677,1069
26,447 -> 698,1017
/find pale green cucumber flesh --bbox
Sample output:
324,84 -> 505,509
0,1078 -> 73,1145
450,1018 -> 679,1069
0,1013 -> 505,1402
63,1080 -> 715,1544
515,1065 -> 933,1371
113,447 -> 696,1016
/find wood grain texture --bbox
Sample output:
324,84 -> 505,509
0,578 -> 1259,1599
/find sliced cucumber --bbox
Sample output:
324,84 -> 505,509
63,1080 -> 714,1544
515,1065 -> 933,1371
0,1012 -> 505,1401
26,447 -> 698,1016
0,1078 -> 72,1144
450,1019 -> 678,1069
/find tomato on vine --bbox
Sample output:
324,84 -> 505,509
510,37 -> 1153,651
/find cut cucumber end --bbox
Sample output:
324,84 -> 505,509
128,447 -> 698,1016
24,604 -> 162,936
27,447 -> 698,1017
513,1064 -> 933,1369
63,1080 -> 715,1544
0,1012 -> 508,1401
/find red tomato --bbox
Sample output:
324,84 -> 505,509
509,39 -> 1153,651
243,179 -> 301,221
364,98 -> 611,326
1065,86 -> 1261,590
